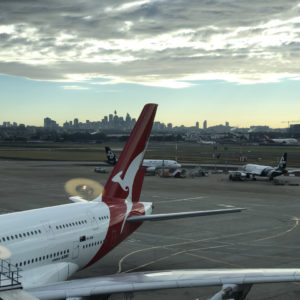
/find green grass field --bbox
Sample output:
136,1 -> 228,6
0,142 -> 300,167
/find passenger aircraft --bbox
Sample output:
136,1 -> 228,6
105,145 -> 181,172
264,135 -> 298,145
198,137 -> 216,145
1,104 -> 300,300
239,152 -> 288,180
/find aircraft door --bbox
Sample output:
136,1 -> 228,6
72,241 -> 79,259
41,221 -> 55,240
87,211 -> 99,231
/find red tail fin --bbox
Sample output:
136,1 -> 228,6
102,104 -> 157,203
264,134 -> 272,142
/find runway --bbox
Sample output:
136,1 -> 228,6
1,159 -> 300,299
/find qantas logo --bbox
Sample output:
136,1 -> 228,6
112,151 -> 145,232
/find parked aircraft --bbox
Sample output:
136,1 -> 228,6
229,153 -> 287,180
264,135 -> 298,145
1,105 -> 300,300
198,137 -> 216,145
105,146 -> 181,172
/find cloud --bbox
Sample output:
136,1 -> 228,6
61,85 -> 89,90
0,0 -> 300,87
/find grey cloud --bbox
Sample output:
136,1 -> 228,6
0,0 -> 300,85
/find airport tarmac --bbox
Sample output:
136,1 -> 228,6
1,159 -> 300,299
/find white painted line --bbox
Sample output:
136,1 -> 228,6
159,196 -> 207,203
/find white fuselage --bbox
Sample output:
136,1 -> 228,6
270,138 -> 298,144
243,164 -> 275,176
0,200 -> 152,290
142,160 -> 181,171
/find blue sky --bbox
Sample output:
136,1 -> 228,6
1,0 -> 300,128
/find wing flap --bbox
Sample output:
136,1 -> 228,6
127,208 -> 245,222
27,269 -> 300,299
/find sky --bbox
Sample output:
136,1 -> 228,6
0,0 -> 300,128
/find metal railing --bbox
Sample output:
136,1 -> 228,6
0,259 -> 22,290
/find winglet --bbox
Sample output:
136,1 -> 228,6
102,104 -> 157,203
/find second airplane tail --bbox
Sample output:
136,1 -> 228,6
278,152 -> 287,170
105,146 -> 117,165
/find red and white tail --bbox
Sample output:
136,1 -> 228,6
102,104 -> 157,204
264,134 -> 273,142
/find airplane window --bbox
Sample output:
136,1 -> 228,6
24,261 -> 26,265
23,233 -> 26,237
63,225 -> 65,228
27,260 -> 30,264
66,224 -> 69,228
56,226 -> 58,229
19,234 -> 22,238
54,253 -> 56,257
11,236 -> 14,240
2,237 -> 5,241
75,222 -> 78,225
20,262 -> 22,266
27,232 -> 30,236
46,255 -> 49,259
38,229 -> 41,233
67,249 -> 69,253
34,230 -> 38,234
16,263 -> 18,267
7,237 -> 10,240
64,250 -> 66,254
69,223 -> 72,227
57,252 -> 59,256
35,258 -> 38,262
72,222 -> 75,226
50,254 -> 52,258
31,231 -> 34,235
43,256 -> 45,260
39,257 -> 41,261
31,259 -> 34,263
15,235 -> 18,239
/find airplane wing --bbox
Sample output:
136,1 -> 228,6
27,268 -> 300,300
127,208 -> 245,222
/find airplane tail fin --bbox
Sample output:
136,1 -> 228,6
105,146 -> 117,165
264,134 -> 273,142
278,152 -> 287,170
102,104 -> 157,204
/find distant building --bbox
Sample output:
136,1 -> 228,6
290,124 -> 300,134
74,118 -> 79,129
203,120 -> 207,129
44,117 -> 58,129
196,121 -> 199,129
225,121 -> 229,127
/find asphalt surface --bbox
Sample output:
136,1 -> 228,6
1,160 -> 300,300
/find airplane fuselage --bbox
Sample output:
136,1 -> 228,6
0,200 -> 152,289
142,159 -> 181,172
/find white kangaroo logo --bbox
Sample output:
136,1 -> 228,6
112,151 -> 145,232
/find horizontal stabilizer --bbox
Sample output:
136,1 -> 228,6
127,208 -> 245,222
68,196 -> 88,203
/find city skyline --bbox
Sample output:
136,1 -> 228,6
1,108 -> 294,131
1,1 -> 300,128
